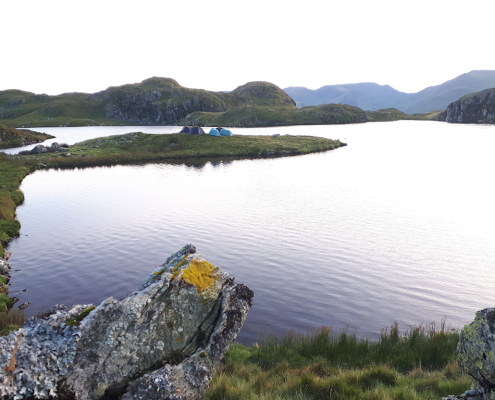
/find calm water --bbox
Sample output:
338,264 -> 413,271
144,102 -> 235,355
5,121 -> 495,344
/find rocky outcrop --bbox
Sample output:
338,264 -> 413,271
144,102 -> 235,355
438,88 -> 495,124
449,308 -> 495,400
0,244 -> 254,399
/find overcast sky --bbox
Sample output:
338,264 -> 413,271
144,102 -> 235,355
2,0 -> 494,95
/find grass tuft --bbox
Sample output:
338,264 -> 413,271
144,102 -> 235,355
205,322 -> 470,400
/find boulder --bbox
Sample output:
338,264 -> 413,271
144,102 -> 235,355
31,145 -> 47,154
0,258 -> 10,275
457,308 -> 495,399
0,244 -> 254,399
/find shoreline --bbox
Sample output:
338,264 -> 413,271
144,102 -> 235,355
0,132 -> 345,330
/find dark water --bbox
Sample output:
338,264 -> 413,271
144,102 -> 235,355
5,121 -> 495,344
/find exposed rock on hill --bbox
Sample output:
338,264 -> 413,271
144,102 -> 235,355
437,88 -> 495,124
0,244 -> 254,399
0,78 -> 368,127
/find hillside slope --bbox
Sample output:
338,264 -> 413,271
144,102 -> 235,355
285,70 -> 495,113
0,79 -> 369,127
0,125 -> 54,149
437,87 -> 495,124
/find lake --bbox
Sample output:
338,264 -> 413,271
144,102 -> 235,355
5,121 -> 495,345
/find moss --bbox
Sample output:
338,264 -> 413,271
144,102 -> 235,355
0,294 -> 13,311
66,306 -> 96,327
0,276 -> 7,285
171,258 -> 219,294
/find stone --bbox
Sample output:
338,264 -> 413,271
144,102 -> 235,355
31,145 -> 47,154
18,302 -> 30,310
0,259 -> 10,275
457,308 -> 495,399
0,244 -> 253,399
4,252 -> 11,262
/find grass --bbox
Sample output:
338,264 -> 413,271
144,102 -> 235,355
0,309 -> 24,336
17,132 -> 346,169
0,124 -> 55,149
182,104 -> 368,127
0,153 -> 34,257
365,109 -> 444,122
204,322 -> 470,400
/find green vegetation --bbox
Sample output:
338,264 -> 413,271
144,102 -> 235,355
0,309 -> 24,336
0,153 -> 33,257
0,124 -> 54,149
365,109 -> 444,122
183,104 -> 368,127
0,79 -> 368,127
18,132 -> 345,169
66,306 -> 96,327
205,323 -> 470,400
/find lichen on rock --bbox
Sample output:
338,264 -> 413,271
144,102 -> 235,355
456,308 -> 495,400
0,244 -> 253,399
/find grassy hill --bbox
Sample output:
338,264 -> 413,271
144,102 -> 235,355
0,124 -> 54,149
365,108 -> 443,122
183,104 -> 368,127
0,79 -> 368,128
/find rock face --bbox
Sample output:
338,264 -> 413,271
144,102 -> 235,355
456,308 -> 495,400
438,88 -> 495,124
0,244 -> 254,399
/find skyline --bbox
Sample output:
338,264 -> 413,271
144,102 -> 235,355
2,0 -> 494,96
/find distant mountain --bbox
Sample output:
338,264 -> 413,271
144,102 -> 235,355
285,70 -> 495,113
437,87 -> 495,124
0,79 -> 367,128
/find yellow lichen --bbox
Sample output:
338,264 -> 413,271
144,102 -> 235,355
171,258 -> 219,294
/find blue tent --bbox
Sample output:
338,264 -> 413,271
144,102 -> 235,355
180,126 -> 191,133
209,128 -> 221,137
190,126 -> 205,135
220,129 -> 232,136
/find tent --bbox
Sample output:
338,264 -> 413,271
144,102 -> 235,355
220,128 -> 232,136
216,127 -> 223,132
190,126 -> 205,135
209,128 -> 221,137
180,126 -> 191,133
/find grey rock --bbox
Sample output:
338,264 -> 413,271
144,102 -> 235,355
457,308 -> 495,399
31,145 -> 47,154
18,302 -> 30,310
4,252 -> 12,262
0,258 -> 10,275
438,88 -> 495,124
0,244 -> 253,399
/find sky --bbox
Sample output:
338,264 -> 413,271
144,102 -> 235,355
1,0 -> 494,96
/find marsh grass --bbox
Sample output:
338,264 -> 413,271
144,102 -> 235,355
0,309 -> 24,336
205,323 -> 470,400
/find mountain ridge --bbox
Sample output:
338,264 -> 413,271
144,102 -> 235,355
285,70 -> 495,113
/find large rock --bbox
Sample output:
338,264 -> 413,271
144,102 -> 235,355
438,88 -> 495,124
0,244 -> 254,399
457,308 -> 495,399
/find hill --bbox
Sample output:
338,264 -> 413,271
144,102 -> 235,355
0,79 -> 371,128
285,70 -> 495,113
0,124 -> 54,149
437,87 -> 495,124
